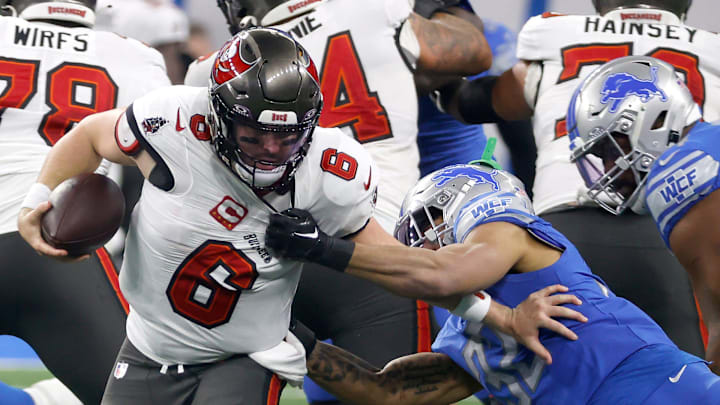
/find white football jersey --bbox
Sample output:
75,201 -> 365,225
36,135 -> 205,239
185,0 -> 418,232
518,9 -> 720,215
0,16 -> 170,234
117,86 -> 378,365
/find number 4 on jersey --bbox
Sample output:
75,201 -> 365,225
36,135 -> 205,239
318,31 -> 393,144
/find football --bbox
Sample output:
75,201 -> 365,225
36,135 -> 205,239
41,173 -> 125,256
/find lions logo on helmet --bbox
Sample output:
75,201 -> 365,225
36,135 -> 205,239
600,66 -> 668,113
431,166 -> 501,190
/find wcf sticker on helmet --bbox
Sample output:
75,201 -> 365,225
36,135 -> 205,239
600,66 -> 668,113
470,197 -> 512,220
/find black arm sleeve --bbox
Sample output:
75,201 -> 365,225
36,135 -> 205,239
453,75 -> 503,124
413,0 -> 462,18
496,119 -> 537,198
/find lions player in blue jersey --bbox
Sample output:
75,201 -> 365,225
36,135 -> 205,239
567,55 -> 720,374
266,158 -> 720,403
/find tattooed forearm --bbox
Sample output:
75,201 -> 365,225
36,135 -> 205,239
308,341 -> 381,383
307,342 -> 481,405
410,12 -> 491,76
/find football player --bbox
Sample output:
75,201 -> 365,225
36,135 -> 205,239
0,0 -> 170,403
18,28 -> 592,405
185,2 -> 493,404
567,55 -> 720,374
265,161 -> 720,404
435,0 -> 715,356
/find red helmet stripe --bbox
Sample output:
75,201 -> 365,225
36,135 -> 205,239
212,38 -> 255,86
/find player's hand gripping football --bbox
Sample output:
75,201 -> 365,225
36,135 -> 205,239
18,204 -> 88,261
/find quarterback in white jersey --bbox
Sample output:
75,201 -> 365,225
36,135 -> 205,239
19,28 -> 380,404
119,85 -> 377,364
186,0 -> 490,232
0,1 -> 170,403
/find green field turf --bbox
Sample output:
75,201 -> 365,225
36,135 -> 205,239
0,368 -> 481,404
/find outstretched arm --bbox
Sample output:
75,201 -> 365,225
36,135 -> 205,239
267,211 -> 587,364
307,342 -> 481,405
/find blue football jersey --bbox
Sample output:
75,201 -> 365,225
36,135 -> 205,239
645,121 -> 720,247
432,198 -> 677,404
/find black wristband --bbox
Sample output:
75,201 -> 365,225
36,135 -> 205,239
413,0 -> 461,18
290,319 -> 317,357
312,237 -> 355,272
457,75 -> 503,124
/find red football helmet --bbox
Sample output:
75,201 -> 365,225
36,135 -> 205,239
208,27 -> 322,193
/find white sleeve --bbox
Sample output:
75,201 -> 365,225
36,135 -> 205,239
516,15 -> 546,61
301,129 -> 380,238
184,52 -> 218,87
118,87 -> 191,193
384,0 -> 413,28
516,14 -> 572,62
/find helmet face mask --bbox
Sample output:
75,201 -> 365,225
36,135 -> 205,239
395,192 -> 454,249
208,28 -> 322,193
567,55 -> 700,215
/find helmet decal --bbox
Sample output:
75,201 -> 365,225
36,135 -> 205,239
212,36 -> 255,87
431,166 -> 500,190
600,66 -> 668,113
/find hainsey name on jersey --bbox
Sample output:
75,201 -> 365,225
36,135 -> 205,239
583,17 -> 698,41
518,8 -> 720,215
115,86 -> 378,365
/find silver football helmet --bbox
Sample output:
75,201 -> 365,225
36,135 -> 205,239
567,55 -> 700,215
394,164 -> 532,248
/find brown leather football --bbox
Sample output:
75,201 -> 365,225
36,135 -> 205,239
41,173 -> 125,256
